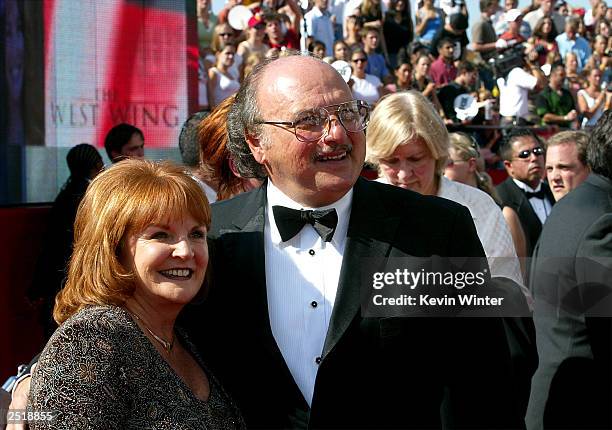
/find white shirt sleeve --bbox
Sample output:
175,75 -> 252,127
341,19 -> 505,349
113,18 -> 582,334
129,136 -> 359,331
510,67 -> 538,90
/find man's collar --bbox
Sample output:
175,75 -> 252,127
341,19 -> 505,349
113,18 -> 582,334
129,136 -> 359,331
512,177 -> 541,193
266,181 -> 353,246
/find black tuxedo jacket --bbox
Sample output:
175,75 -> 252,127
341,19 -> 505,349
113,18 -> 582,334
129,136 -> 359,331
183,178 -> 523,429
496,178 -> 555,256
527,174 -> 612,429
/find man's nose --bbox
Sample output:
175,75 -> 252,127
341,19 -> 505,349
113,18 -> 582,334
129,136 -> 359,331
323,116 -> 347,142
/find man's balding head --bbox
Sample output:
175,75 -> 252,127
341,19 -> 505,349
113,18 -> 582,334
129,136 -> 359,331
227,54 -> 366,207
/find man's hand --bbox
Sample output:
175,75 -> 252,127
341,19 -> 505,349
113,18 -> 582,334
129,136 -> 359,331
6,377 -> 30,430
495,38 -> 508,49
564,110 -> 578,121
526,49 -> 539,64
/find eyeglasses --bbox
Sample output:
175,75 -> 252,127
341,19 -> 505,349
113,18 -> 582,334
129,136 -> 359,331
219,32 -> 233,37
515,146 -> 544,159
254,100 -> 370,142
352,58 -> 367,63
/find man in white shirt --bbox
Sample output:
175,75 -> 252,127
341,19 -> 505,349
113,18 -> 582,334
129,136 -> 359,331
188,54 -> 524,428
497,47 -> 546,124
497,129 -> 555,256
302,0 -> 335,56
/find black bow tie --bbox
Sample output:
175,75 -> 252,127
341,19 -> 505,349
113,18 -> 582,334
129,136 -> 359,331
272,206 -> 338,243
524,189 -> 546,199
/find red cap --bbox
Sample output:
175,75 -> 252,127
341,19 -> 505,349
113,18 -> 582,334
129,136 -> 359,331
248,9 -> 264,28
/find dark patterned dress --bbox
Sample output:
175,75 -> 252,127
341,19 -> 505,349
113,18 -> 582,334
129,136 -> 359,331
28,305 -> 245,430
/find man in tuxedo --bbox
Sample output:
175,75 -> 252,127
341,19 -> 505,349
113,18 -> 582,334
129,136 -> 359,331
187,54 -> 522,428
497,129 -> 555,256
526,110 -> 612,430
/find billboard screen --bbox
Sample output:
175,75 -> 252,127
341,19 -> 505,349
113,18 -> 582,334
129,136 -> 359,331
44,0 -> 197,149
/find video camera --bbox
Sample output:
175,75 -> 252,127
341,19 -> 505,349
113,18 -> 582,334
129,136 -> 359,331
488,43 -> 526,79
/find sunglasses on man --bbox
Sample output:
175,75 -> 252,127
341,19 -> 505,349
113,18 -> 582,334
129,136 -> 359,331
515,147 -> 544,159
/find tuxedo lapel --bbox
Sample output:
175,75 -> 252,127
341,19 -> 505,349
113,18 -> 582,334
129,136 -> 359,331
217,185 -> 302,395
322,178 -> 400,358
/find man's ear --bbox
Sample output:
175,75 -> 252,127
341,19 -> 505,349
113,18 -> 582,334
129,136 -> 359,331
503,159 -> 513,174
228,157 -> 242,178
245,131 -> 266,164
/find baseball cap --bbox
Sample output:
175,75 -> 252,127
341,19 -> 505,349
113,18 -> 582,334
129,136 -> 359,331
505,8 -> 522,22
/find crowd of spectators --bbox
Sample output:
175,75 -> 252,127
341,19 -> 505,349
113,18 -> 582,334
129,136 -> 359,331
4,8 -> 612,422
196,0 -> 612,169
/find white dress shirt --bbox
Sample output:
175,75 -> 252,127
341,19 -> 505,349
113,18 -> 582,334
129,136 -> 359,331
512,178 -> 552,225
265,181 -> 352,406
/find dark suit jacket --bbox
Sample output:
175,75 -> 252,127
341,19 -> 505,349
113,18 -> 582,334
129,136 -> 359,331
496,178 -> 555,257
526,174 -> 612,430
29,177 -> 90,339
183,178 -> 523,429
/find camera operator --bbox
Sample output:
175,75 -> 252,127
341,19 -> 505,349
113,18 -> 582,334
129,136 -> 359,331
497,44 -> 546,126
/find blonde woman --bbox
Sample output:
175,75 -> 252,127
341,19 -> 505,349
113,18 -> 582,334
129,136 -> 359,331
366,91 -> 525,288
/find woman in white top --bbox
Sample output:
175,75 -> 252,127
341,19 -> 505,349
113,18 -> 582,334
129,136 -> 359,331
207,43 -> 240,109
207,23 -> 243,78
577,68 -> 607,128
366,91 -> 525,289
350,48 -> 383,105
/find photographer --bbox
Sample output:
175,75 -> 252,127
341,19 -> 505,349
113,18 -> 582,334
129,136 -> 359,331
496,43 -> 546,125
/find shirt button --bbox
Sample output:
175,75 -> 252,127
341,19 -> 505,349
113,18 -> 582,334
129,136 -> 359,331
315,356 -> 322,365
311,301 -> 318,308
309,249 -> 315,256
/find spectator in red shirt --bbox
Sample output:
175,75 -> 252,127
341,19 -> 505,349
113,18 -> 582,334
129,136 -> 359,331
264,12 -> 301,50
500,9 -> 526,45
429,37 -> 457,85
